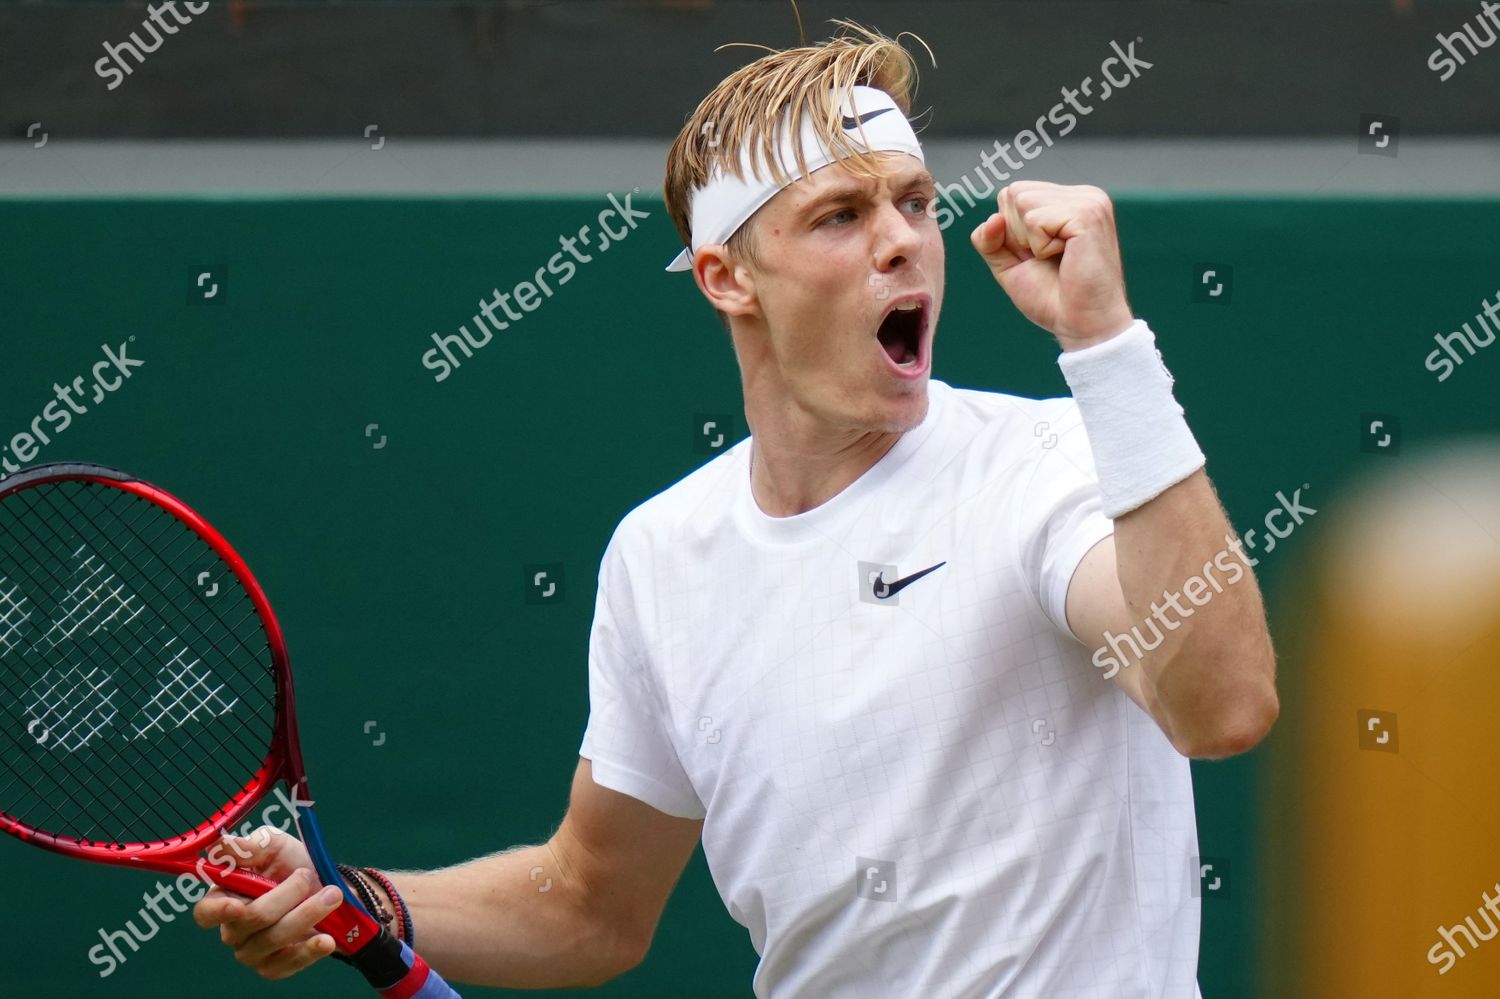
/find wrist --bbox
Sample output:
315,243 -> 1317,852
363,868 -> 414,948
1056,318 -> 1205,518
338,864 -> 405,944
1056,309 -> 1136,352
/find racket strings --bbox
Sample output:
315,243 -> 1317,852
56,483 -> 279,736
51,483 -> 282,822
0,484 -> 264,840
0,479 -> 278,846
0,503 -> 204,837
65,482 -> 278,674
43,483 -> 278,834
0,501 -> 233,841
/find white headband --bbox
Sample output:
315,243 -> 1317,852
665,84 -> 924,272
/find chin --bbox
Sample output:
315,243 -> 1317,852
870,379 -> 929,432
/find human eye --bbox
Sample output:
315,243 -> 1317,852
819,207 -> 856,227
904,193 -> 931,215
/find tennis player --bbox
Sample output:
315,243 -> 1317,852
195,23 -> 1277,997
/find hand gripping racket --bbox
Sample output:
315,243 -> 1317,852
0,463 -> 462,998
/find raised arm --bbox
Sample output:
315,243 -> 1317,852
971,180 -> 1278,759
194,758 -> 703,988
1065,476 -> 1278,758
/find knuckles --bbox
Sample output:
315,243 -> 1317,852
999,182 -> 1115,222
1081,188 -> 1115,221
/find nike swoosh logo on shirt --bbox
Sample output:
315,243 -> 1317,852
842,108 -> 893,130
872,561 -> 946,599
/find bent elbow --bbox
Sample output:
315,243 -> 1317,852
567,919 -> 654,987
597,925 -> 654,985
1175,683 -> 1279,760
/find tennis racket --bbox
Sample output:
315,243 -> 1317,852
0,462 -> 461,998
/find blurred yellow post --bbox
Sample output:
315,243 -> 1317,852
1262,441 -> 1500,996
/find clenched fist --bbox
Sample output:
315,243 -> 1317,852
970,181 -> 1134,349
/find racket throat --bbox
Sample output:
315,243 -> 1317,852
295,803 -> 363,909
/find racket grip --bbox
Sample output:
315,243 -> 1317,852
199,860 -> 461,996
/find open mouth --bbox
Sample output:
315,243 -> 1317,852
875,295 -> 929,371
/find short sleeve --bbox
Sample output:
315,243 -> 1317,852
1011,400 -> 1116,642
577,521 -> 706,820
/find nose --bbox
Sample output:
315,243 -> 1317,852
872,201 -> 923,272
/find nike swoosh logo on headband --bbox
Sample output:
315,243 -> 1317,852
842,108 -> 893,130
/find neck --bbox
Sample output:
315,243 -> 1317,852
746,417 -> 904,519
733,329 -> 929,519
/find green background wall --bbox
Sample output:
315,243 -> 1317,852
2,195 -> 1497,997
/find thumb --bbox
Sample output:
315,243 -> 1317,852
971,212 -> 1025,272
970,211 -> 1003,253
218,826 -> 306,881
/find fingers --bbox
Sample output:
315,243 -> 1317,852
193,837 -> 345,982
218,867 -> 325,949
1000,188 -> 1039,258
1001,186 -> 1073,260
193,886 -> 248,929
254,934 -> 339,981
972,185 -> 1055,273
231,876 -> 345,970
991,182 -> 1109,262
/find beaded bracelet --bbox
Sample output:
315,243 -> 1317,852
336,863 -> 374,913
364,868 -> 413,948
360,868 -> 403,946
337,863 -> 394,931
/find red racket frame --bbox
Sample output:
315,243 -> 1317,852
0,465 -> 438,996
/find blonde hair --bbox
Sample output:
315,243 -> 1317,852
663,19 -> 933,321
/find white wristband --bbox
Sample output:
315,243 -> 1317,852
1056,318 -> 1205,519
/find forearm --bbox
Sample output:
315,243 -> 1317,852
1112,470 -> 1278,755
352,841 -> 631,989
1055,317 -> 1277,757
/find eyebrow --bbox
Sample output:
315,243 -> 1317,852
798,169 -> 936,218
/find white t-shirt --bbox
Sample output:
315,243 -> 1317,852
579,377 -> 1201,998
